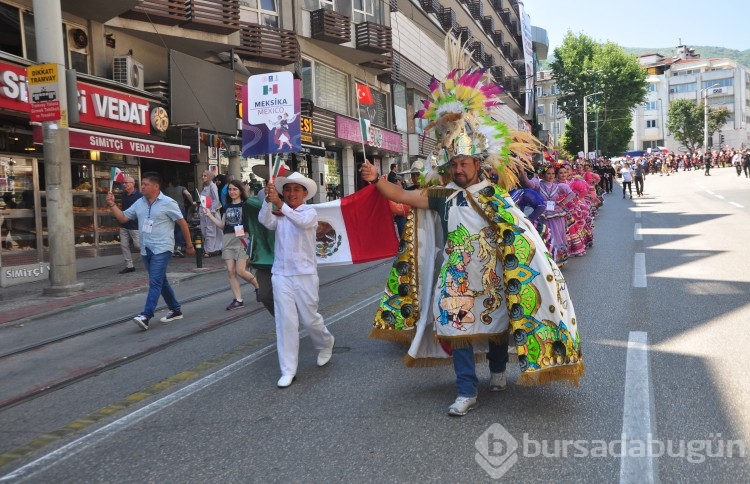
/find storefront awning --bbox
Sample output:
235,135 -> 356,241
33,127 -> 191,163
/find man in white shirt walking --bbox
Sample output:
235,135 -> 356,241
259,172 -> 335,388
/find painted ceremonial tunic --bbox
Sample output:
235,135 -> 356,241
371,180 -> 585,386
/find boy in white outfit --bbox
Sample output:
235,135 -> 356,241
259,172 -> 335,388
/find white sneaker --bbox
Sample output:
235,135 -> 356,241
317,337 -> 335,367
277,375 -> 295,388
489,372 -> 507,392
448,395 -> 477,416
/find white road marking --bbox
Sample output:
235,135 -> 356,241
729,202 -> 744,208
714,194 -> 725,200
633,253 -> 647,288
620,331 -> 656,484
0,293 -> 383,482
634,223 -> 642,241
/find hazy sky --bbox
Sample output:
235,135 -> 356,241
526,0 -> 750,54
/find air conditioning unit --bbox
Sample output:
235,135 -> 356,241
113,55 -> 144,89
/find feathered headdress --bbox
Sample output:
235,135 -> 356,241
416,35 -> 539,189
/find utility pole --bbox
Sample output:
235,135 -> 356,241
33,0 -> 84,295
583,91 -> 603,161
702,83 -> 720,155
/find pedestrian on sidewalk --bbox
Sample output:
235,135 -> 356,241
106,172 -> 195,330
203,179 -> 260,311
633,158 -> 645,197
164,177 -> 195,257
260,172 -> 335,389
117,176 -> 141,273
704,152 -> 712,176
621,162 -> 633,199
199,170 -> 222,256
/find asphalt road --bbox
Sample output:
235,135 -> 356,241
1,168 -> 749,483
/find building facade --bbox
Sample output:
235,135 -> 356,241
635,45 -> 750,153
0,0 -> 546,286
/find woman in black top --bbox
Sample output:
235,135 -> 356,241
204,180 -> 260,310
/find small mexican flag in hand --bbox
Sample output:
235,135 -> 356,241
110,167 -> 125,192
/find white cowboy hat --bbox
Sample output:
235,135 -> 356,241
251,163 -> 290,180
274,172 -> 318,201
398,159 -> 425,175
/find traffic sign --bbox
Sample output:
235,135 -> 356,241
27,63 -> 62,122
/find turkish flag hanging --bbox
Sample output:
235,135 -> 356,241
356,83 -> 374,105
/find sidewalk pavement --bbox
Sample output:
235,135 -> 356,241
0,253 -> 226,327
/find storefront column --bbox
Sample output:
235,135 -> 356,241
341,145 -> 355,196
227,147 -> 242,182
34,0 -> 83,295
310,155 -> 326,204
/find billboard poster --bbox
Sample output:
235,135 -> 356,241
242,72 -> 300,157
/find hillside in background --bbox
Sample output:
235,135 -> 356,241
622,46 -> 750,66
540,46 -> 750,71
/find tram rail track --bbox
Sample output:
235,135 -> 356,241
0,261 -> 388,411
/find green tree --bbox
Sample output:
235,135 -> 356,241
666,100 -> 731,152
549,32 -> 648,158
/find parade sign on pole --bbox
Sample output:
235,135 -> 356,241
27,63 -> 63,122
242,71 -> 300,157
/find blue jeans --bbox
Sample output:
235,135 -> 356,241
141,247 -> 180,318
453,340 -> 509,397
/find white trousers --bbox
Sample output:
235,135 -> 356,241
272,273 -> 333,376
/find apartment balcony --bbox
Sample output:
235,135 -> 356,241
457,27 -> 471,45
235,23 -> 300,65
310,9 -> 352,44
483,53 -> 495,67
356,22 -> 392,54
467,0 -> 483,21
182,0 -> 241,35
481,16 -> 495,34
359,54 -> 392,70
438,7 -> 458,33
120,0 -> 188,26
490,30 -> 503,46
471,41 -> 485,63
501,42 -> 511,58
419,0 -> 442,14
490,0 -> 504,12
490,66 -> 505,84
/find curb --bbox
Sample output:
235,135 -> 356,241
0,267 -> 224,327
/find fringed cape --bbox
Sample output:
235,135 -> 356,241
370,181 -> 584,386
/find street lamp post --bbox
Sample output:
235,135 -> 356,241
702,83 -> 720,154
583,91 -> 603,161
657,98 -> 664,145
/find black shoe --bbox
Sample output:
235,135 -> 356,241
226,299 -> 244,311
173,249 -> 185,258
133,315 -> 150,330
120,267 -> 136,274
160,309 -> 184,323
255,288 -> 261,303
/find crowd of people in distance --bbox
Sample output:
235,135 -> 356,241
514,160 -> 603,268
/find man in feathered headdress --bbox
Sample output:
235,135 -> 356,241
360,35 -> 583,416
